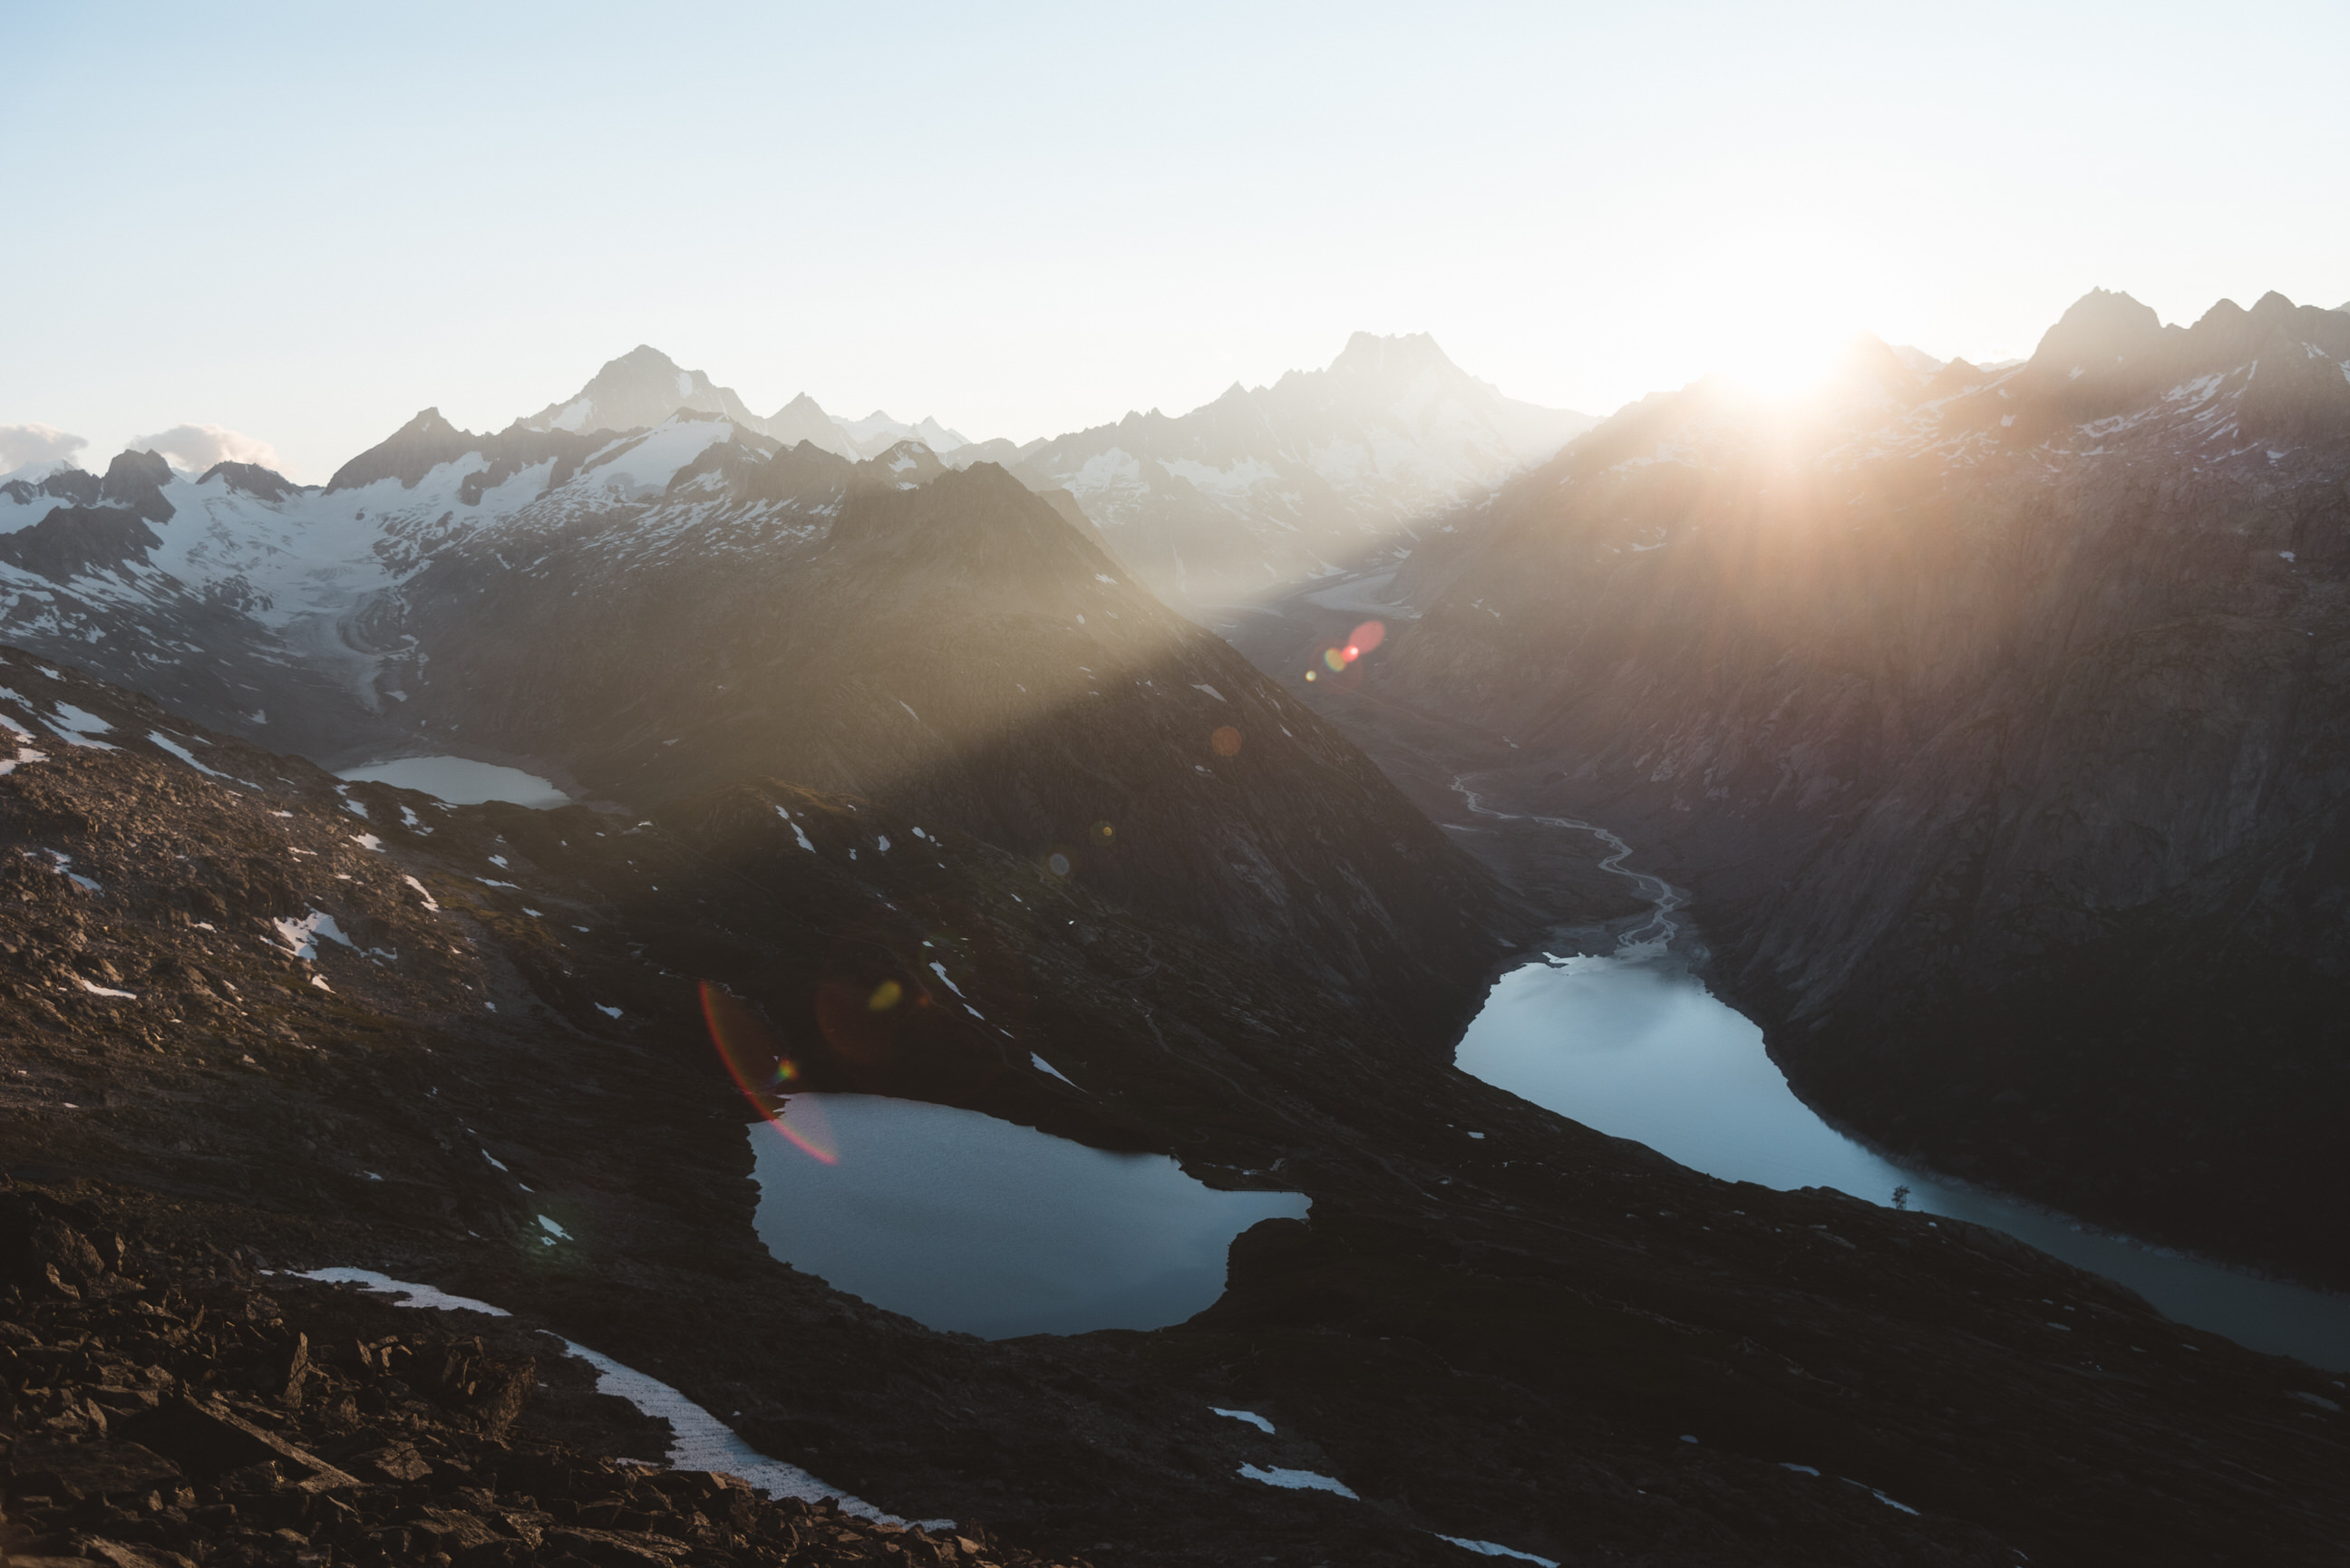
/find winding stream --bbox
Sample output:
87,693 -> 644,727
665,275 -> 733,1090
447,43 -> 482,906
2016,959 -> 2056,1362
1451,781 -> 2350,1372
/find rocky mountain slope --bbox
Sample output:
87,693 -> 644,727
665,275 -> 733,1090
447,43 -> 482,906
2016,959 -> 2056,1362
1003,334 -> 1595,610
380,450 -> 1499,1037
2,1195 -> 1076,1568
5,645 -> 2348,1565
1368,288 -> 2350,1284
0,413 -> 1506,1039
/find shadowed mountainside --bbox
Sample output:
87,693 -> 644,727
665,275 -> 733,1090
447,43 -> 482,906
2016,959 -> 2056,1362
0,421 -> 1510,1042
1369,288 -> 2350,1284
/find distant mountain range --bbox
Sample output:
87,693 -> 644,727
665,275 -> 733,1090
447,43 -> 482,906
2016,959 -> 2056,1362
998,334 -> 1595,608
517,344 -> 970,462
506,334 -> 1595,609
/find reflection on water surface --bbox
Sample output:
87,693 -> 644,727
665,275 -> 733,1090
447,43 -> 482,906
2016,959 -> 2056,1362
335,755 -> 568,807
750,1094 -> 1307,1339
1457,950 -> 2350,1371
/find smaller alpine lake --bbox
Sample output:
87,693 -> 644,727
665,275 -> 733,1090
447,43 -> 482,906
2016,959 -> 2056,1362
749,1094 -> 1309,1340
335,755 -> 569,808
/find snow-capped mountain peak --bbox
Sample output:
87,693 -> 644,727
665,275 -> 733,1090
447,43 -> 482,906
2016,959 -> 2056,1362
521,345 -> 771,440
514,347 -> 1000,465
1324,329 -> 1454,379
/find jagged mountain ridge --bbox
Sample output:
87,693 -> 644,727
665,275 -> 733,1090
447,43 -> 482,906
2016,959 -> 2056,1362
1003,332 -> 1596,608
518,344 -> 967,461
1368,287 -> 2350,1282
497,334 -> 1597,611
0,409 -> 1503,1035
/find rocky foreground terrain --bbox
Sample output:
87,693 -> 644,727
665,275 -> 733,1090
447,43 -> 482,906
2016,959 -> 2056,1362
5,647 -> 2350,1565
2,1192 -> 1074,1568
1361,288 -> 2350,1288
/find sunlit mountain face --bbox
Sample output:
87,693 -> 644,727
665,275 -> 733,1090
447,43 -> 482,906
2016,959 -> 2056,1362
995,333 -> 1596,611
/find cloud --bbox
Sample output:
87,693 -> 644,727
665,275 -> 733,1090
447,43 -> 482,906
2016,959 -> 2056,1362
127,422 -> 285,477
0,423 -> 90,474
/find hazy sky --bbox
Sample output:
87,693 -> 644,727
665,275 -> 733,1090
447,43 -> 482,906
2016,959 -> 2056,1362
7,0 -> 2346,479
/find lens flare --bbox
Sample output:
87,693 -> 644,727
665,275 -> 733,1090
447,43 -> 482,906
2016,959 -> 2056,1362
762,1095 -> 840,1167
1348,620 -> 1386,653
1305,670 -> 1317,682
700,980 -> 837,1164
1090,820 -> 1115,845
868,979 -> 902,1011
1322,648 -> 1347,672
1045,849 -> 1073,877
1209,725 -> 1241,757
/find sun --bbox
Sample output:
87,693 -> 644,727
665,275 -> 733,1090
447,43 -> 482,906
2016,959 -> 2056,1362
1694,240 -> 1887,401
1712,321 -> 1856,400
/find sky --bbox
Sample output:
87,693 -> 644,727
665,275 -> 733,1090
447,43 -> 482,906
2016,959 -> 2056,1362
5,0 -> 2346,479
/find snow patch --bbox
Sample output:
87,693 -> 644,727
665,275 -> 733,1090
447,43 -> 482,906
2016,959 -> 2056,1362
44,703 -> 118,750
0,749 -> 44,776
554,1339 -> 925,1524
1434,1537 -> 1559,1566
1238,1464 -> 1357,1499
289,1267 -> 931,1523
271,910 -> 354,962
1211,1407 -> 1274,1434
147,731 -> 224,777
293,1268 -> 510,1317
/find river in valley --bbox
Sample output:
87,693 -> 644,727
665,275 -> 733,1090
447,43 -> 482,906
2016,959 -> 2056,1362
1451,785 -> 2350,1373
